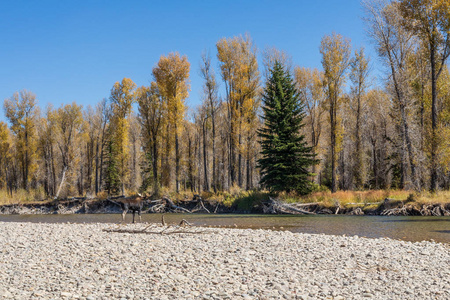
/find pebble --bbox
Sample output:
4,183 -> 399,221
0,222 -> 448,299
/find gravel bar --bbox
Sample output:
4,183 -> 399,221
0,222 -> 448,300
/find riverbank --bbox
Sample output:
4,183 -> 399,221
0,195 -> 449,216
0,222 -> 448,299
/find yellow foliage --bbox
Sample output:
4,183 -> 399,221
216,34 -> 260,160
152,52 -> 190,133
3,90 -> 38,189
109,78 -> 137,190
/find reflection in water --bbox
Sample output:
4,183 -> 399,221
0,214 -> 448,244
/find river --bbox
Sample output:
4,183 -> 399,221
1,214 -> 448,244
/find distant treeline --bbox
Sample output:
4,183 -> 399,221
1,0 -> 449,199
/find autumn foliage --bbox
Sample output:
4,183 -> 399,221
2,1 -> 450,202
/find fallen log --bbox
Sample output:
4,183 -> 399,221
292,202 -> 320,207
264,197 -> 316,215
162,197 -> 192,213
191,197 -> 211,213
346,202 -> 381,206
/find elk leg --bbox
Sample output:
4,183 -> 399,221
122,209 -> 127,222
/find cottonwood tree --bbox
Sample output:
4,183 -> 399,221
94,99 -> 111,194
350,47 -> 371,189
37,107 -> 54,196
83,105 -> 98,195
364,0 -> 419,190
128,112 -> 142,193
437,66 -> 450,188
153,53 -> 190,193
137,82 -> 164,195
3,90 -> 38,191
295,67 -> 326,183
199,51 -> 220,192
0,122 -> 10,190
399,0 -> 450,191
262,47 -> 293,81
217,34 -> 260,189
365,89 -> 392,188
50,103 -> 84,198
109,78 -> 136,195
320,33 -> 352,192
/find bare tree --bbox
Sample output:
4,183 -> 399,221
363,0 -> 419,190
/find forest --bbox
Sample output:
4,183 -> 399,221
0,0 -> 449,203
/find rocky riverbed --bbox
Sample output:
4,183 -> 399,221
0,222 -> 448,300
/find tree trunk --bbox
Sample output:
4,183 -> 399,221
202,118 -> 209,191
355,93 -> 362,189
99,140 -> 104,192
430,47 -> 438,191
152,140 -> 159,195
238,120 -> 242,188
175,126 -> 180,194
188,136 -> 193,192
330,91 -> 337,193
51,145 -> 56,195
95,141 -> 99,194
401,103 -> 417,190
55,166 -> 67,199
246,145 -> 251,190
24,129 -> 29,191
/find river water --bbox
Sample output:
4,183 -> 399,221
1,214 -> 449,244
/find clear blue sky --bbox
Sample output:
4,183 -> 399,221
0,0 -> 374,121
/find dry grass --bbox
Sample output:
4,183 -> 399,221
414,190 -> 450,205
0,188 -> 48,205
298,190 -> 412,208
1,186 -> 449,209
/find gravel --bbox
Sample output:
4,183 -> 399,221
0,222 -> 448,300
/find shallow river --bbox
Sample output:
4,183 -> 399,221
1,214 -> 449,244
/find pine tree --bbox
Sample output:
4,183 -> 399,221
258,61 -> 318,194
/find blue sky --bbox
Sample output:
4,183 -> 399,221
0,0 -> 375,121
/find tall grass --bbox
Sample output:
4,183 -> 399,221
297,190 -> 411,207
0,186 -> 449,208
414,190 -> 450,205
0,188 -> 47,205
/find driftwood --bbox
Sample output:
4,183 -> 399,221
54,166 -> 67,200
348,207 -> 364,215
346,202 -> 381,206
103,227 -> 209,235
163,197 -> 192,213
191,196 -> 211,213
381,206 -> 410,216
147,197 -> 192,213
103,218 -> 206,235
292,202 -> 319,207
263,197 -> 316,215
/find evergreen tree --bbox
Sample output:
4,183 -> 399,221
258,61 -> 318,194
104,140 -> 120,195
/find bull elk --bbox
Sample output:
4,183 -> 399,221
108,194 -> 145,223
